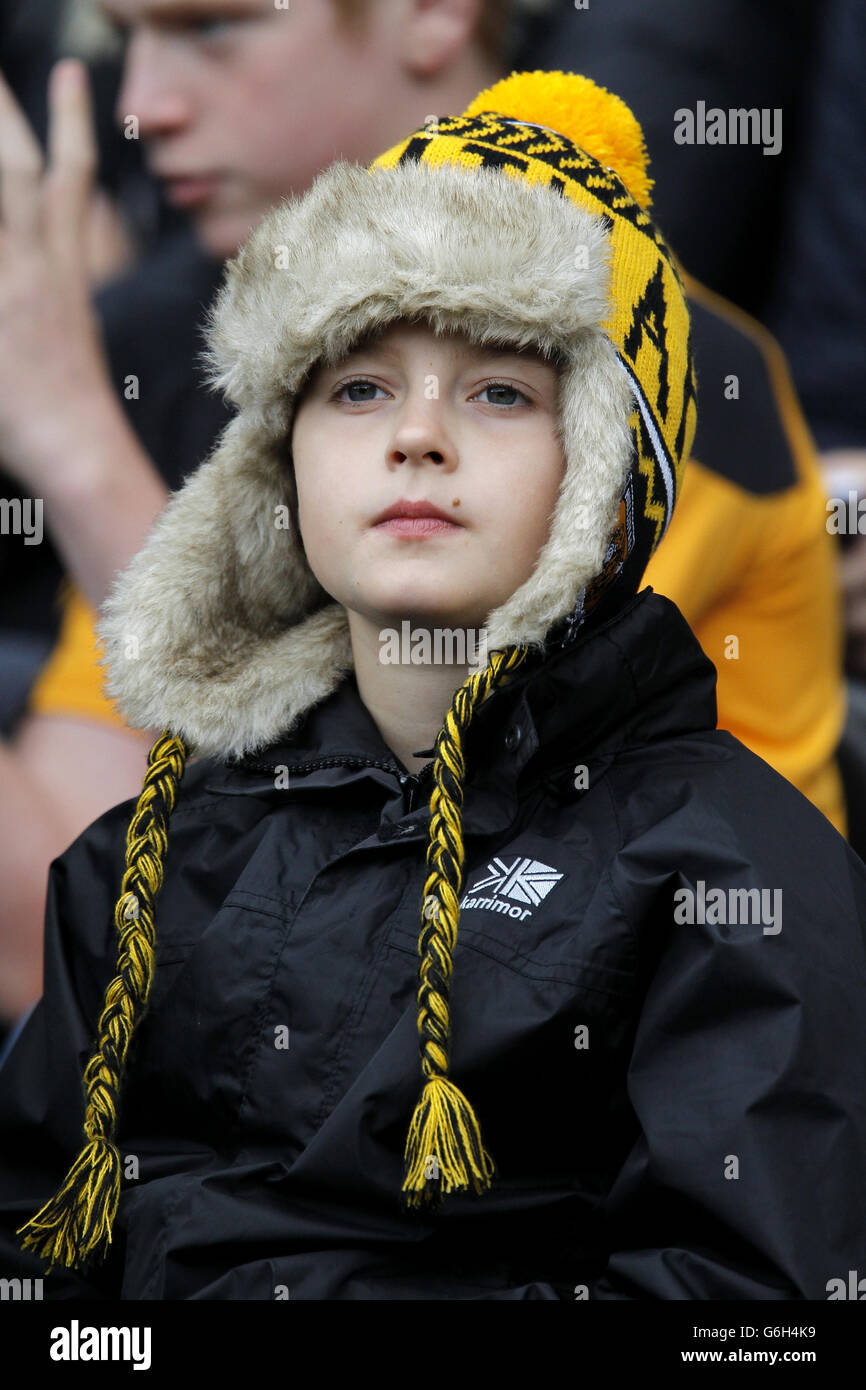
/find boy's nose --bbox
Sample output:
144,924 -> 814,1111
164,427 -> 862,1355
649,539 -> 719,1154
389,446 -> 448,466
387,392 -> 457,468
387,427 -> 454,469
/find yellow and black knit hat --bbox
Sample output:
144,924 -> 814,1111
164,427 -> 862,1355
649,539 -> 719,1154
19,71 -> 697,1273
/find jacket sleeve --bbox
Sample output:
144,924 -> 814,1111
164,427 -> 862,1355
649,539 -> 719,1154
589,805 -> 866,1300
0,803 -> 132,1299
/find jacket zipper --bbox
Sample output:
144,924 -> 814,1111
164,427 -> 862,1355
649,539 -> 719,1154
398,761 -> 435,815
237,754 -> 402,776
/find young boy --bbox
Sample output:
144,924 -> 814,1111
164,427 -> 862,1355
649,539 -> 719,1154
1,70 -> 865,1301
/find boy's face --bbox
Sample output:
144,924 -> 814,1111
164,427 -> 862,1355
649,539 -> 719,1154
98,0 -> 421,259
290,321 -> 567,635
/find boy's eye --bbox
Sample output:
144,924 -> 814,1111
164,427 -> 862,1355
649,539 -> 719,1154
329,378 -> 531,406
473,381 -> 530,407
334,379 -> 389,403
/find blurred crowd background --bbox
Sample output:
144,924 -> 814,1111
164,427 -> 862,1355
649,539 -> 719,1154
0,0 -> 864,1053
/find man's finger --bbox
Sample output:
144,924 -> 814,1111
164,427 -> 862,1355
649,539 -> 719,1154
46,59 -> 98,247
843,577 -> 866,643
837,536 -> 866,589
846,597 -> 866,638
0,63 -> 44,237
845,641 -> 866,681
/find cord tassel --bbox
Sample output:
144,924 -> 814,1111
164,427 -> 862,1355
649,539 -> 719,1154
15,1136 -> 121,1270
402,1074 -> 497,1206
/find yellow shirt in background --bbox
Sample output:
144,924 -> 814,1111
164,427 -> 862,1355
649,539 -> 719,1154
28,578 -> 130,729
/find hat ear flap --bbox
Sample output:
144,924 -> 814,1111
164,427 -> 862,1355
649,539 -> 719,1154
96,413 -> 351,761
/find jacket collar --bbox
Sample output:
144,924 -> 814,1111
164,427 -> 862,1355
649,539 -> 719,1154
204,589 -> 718,838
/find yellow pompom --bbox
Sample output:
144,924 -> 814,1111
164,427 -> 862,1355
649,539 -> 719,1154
462,69 -> 653,210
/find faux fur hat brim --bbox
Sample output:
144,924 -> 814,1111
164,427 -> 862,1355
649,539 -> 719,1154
96,159 -> 635,759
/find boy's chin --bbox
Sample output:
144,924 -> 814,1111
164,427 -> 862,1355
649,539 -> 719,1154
347,578 -> 477,620
366,611 -> 486,632
344,596 -> 489,635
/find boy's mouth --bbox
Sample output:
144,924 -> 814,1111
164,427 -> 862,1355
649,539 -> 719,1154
375,517 -> 462,537
373,498 -> 463,527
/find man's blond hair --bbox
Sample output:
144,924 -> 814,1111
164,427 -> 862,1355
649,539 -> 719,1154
331,0 -> 548,66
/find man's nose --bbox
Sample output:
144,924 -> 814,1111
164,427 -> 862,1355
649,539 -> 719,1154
115,30 -> 194,139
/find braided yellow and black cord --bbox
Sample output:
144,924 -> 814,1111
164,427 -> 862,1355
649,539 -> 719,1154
402,645 -> 529,1208
17,730 -> 189,1273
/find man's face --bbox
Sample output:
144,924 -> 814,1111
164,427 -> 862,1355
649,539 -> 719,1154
290,320 -> 566,638
98,0 -> 411,259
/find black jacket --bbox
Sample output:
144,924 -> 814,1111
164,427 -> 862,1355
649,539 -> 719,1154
1,588 -> 866,1299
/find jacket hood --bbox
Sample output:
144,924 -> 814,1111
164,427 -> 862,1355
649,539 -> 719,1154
95,71 -> 696,763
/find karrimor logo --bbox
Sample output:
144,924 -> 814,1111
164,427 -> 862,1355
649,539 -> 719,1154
460,855 -> 564,921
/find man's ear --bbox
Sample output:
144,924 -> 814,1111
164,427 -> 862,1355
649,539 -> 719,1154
398,0 -> 483,78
